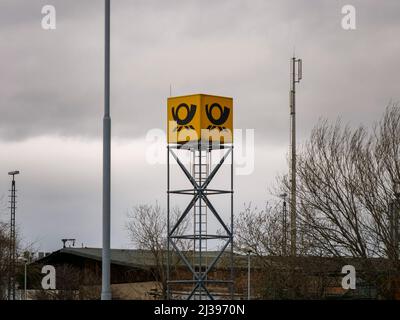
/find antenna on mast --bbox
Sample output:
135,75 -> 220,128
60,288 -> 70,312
289,56 -> 302,257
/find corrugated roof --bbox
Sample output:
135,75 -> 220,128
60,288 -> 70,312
35,248 -> 395,273
35,247 -> 235,270
60,248 -> 157,269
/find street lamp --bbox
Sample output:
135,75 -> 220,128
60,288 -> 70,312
279,193 -> 288,256
17,257 -> 28,300
102,0 -> 112,300
246,248 -> 252,300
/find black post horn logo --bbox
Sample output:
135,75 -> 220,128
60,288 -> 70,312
172,103 -> 196,132
205,103 -> 230,131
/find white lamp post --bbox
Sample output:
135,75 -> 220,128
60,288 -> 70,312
246,249 -> 252,300
17,257 -> 28,300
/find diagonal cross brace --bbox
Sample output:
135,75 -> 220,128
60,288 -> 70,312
169,238 -> 198,277
187,282 -> 215,300
199,239 -> 231,283
169,147 -> 232,235
201,147 -> 232,190
168,146 -> 233,300
169,194 -> 199,237
169,149 -> 200,190
169,147 -> 232,191
186,239 -> 231,300
201,195 -> 231,236
169,239 -> 216,300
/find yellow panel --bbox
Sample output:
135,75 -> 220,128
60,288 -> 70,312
167,94 -> 233,144
200,95 -> 233,144
167,95 -> 201,144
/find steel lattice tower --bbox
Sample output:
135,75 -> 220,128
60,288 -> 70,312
7,171 -> 19,300
167,142 -> 234,300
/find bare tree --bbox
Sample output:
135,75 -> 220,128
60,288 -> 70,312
234,105 -> 400,299
0,222 -> 10,299
234,203 -> 326,299
275,104 -> 400,298
0,196 -> 11,300
234,203 -> 287,257
126,203 -> 190,299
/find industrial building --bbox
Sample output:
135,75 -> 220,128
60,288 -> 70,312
25,247 -> 400,300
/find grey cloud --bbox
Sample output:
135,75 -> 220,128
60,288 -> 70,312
1,0 -> 399,144
0,1 -> 400,143
1,0 -> 400,251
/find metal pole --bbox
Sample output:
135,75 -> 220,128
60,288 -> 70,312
247,252 -> 251,300
199,144 -> 202,300
101,0 -> 112,300
290,57 -> 297,257
8,171 -> 19,300
11,177 -> 16,300
167,146 -> 170,299
396,199 -> 400,260
393,181 -> 400,260
230,146 -> 234,299
24,262 -> 27,300
283,197 -> 287,256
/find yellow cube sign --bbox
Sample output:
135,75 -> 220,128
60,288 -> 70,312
167,94 -> 233,144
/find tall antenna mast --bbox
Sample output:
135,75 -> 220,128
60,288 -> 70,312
290,56 -> 302,257
7,170 -> 19,300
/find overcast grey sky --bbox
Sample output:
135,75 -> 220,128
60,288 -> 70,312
0,0 -> 399,252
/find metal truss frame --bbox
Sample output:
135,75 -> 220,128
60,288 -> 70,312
167,143 -> 234,300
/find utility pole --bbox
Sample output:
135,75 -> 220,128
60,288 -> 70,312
290,57 -> 302,257
101,0 -> 112,300
247,249 -> 251,300
24,259 -> 27,300
280,193 -> 288,256
7,170 -> 19,300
